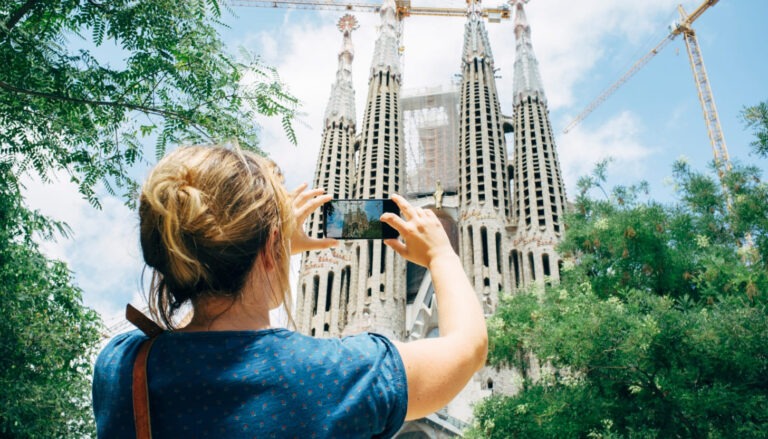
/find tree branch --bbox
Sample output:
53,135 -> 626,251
0,79 -> 193,124
5,0 -> 43,31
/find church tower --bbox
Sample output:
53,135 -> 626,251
509,1 -> 567,286
295,0 -> 571,432
296,15 -> 358,337
457,0 -> 513,314
344,0 -> 407,339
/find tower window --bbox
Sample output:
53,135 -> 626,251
312,275 -> 320,316
511,251 -> 521,289
543,254 -> 551,277
528,252 -> 536,281
325,272 -> 334,312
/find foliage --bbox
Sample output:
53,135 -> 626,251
742,101 -> 768,158
1,1 -> 299,436
0,171 -> 102,438
1,0 -> 297,206
468,157 -> 768,438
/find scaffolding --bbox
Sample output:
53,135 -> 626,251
402,84 -> 460,196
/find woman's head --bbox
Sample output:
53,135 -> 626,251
139,146 -> 294,329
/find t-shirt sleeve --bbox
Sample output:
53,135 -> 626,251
92,330 -> 147,439
340,332 -> 408,438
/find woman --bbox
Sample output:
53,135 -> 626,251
93,146 -> 487,438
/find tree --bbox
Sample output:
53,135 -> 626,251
742,101 -> 768,158
1,0 -> 297,205
467,136 -> 768,436
1,1 -> 299,436
0,173 -> 102,438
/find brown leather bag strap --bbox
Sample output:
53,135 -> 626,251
125,304 -> 164,439
126,304 -> 164,338
132,337 -> 158,439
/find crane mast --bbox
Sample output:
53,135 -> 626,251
676,4 -> 730,178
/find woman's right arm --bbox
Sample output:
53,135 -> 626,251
381,195 -> 488,421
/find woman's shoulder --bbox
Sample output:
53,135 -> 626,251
293,332 -> 406,382
95,330 -> 148,368
289,331 -> 400,358
95,328 -> 402,374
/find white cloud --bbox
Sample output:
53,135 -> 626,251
557,110 -> 655,191
243,0 -> 699,189
22,174 -> 145,324
20,1 -> 705,322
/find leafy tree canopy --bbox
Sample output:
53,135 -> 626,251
467,102 -> 768,438
1,0 -> 297,206
0,176 -> 102,438
1,1 -> 299,436
743,101 -> 768,158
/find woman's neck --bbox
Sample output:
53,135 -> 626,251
179,292 -> 272,332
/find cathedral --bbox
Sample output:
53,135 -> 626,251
295,0 -> 567,435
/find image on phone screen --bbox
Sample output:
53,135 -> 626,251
323,199 -> 399,240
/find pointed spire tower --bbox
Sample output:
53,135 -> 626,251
458,0 -> 512,314
353,0 -> 402,200
345,0 -> 406,338
296,15 -> 359,337
509,0 -> 567,286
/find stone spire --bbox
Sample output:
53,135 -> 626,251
295,15 -> 359,337
512,0 -> 546,105
369,0 -> 400,78
462,0 -> 494,63
346,0 -> 406,339
508,0 -> 567,288
457,0 -> 512,314
324,14 -> 358,125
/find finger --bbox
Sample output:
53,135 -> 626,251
293,187 -> 325,208
296,193 -> 331,221
390,194 -> 415,220
293,189 -> 328,216
420,207 -> 437,220
383,238 -> 407,257
381,212 -> 409,234
320,238 -> 339,248
307,237 -> 338,250
289,182 -> 309,200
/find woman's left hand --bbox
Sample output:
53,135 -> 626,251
289,183 -> 338,255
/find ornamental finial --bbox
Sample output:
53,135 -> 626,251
337,14 -> 359,34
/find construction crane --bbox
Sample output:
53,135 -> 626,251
226,0 -> 512,22
563,0 -> 730,179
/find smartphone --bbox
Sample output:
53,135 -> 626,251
322,199 -> 400,240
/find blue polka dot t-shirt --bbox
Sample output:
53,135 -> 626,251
93,329 -> 408,438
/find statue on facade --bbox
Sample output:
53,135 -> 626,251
433,180 -> 444,209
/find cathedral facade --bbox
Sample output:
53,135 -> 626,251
296,0 -> 567,435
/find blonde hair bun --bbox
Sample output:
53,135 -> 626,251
139,146 -> 294,329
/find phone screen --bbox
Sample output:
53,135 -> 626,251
323,199 -> 400,240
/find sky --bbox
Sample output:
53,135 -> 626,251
22,0 -> 768,328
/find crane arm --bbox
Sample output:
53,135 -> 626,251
674,0 -> 719,33
562,0 -> 720,135
562,33 -> 675,134
226,0 -> 381,13
226,0 -> 511,20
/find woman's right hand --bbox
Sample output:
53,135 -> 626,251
383,194 -> 488,421
380,194 -> 455,268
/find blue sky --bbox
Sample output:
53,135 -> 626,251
23,0 -> 768,326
